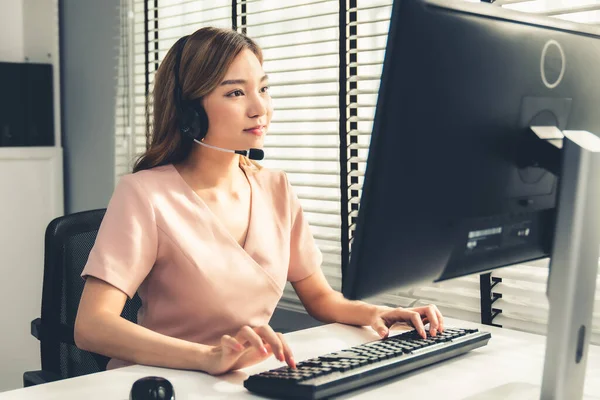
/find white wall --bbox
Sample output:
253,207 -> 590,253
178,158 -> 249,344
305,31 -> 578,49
0,0 -> 63,393
0,0 -> 24,62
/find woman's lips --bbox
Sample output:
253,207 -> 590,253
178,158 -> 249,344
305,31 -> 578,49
244,127 -> 265,136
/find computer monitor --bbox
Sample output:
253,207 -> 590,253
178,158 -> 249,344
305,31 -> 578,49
342,1 -> 600,398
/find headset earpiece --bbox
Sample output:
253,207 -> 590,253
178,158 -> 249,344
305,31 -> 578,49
178,101 -> 208,141
173,35 -> 209,141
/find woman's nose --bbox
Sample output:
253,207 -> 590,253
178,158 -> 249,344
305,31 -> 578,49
248,93 -> 268,118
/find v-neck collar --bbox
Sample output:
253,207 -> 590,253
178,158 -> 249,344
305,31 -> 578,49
169,163 -> 254,253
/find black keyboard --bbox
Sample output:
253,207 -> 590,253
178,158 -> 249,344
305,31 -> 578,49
244,327 -> 491,399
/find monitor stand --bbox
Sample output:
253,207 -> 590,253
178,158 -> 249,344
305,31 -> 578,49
530,127 -> 600,399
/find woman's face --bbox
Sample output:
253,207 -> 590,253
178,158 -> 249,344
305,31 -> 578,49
201,49 -> 272,151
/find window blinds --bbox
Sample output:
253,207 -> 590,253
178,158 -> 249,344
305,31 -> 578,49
115,0 -> 134,178
490,0 -> 600,345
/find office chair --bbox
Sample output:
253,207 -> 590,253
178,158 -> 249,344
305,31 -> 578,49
23,209 -> 142,387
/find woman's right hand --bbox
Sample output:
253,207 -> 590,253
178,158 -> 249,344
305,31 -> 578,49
204,325 -> 296,376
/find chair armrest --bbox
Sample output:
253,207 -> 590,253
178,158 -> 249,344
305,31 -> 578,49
31,318 -> 42,340
30,318 -> 76,345
23,370 -> 62,387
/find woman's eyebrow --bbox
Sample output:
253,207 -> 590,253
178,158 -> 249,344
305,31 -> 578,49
220,75 -> 269,86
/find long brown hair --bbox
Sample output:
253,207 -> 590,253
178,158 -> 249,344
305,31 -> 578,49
133,27 -> 263,173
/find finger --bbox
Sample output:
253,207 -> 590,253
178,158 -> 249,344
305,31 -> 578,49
255,326 -> 286,363
434,305 -> 444,332
276,332 -> 297,369
423,305 -> 440,336
236,326 -> 268,356
407,311 -> 427,339
371,318 -> 389,338
221,334 -> 244,352
382,309 -> 426,338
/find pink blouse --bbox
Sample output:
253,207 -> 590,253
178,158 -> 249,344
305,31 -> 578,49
80,163 -> 322,369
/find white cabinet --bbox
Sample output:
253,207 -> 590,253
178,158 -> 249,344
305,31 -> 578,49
0,147 -> 63,392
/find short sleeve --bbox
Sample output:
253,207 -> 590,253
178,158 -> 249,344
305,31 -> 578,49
81,174 -> 158,298
284,172 -> 323,282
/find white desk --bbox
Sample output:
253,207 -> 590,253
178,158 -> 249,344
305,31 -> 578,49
1,318 -> 599,399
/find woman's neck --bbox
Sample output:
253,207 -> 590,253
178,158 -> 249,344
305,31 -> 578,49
176,145 -> 245,193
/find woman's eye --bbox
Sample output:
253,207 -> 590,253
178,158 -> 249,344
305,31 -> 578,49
260,86 -> 270,93
228,90 -> 244,97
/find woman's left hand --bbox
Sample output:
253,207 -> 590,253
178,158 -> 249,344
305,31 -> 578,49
369,304 -> 444,339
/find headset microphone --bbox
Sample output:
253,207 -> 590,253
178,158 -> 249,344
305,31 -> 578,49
194,139 -> 265,160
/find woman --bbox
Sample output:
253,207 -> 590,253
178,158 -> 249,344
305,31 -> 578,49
74,27 -> 444,376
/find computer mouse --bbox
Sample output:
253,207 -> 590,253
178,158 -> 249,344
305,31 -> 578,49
129,376 -> 175,400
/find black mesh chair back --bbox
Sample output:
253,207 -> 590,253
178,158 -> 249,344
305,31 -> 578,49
25,209 -> 141,385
